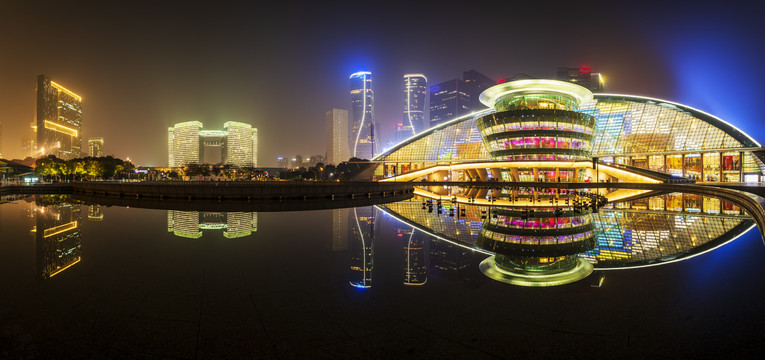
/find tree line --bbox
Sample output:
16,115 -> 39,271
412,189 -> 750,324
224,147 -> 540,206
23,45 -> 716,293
35,155 -> 136,181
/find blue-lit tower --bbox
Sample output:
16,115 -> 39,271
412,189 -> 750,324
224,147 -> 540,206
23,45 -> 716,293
403,74 -> 427,136
350,72 -> 376,160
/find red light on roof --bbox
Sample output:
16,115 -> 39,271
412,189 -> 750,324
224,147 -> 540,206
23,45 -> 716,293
497,78 -> 507,84
580,66 -> 591,74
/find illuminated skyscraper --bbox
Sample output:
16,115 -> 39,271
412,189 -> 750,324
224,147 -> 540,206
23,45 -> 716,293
168,121 -> 257,167
349,71 -> 376,160
403,74 -> 427,135
224,121 -> 257,167
325,108 -> 350,165
36,75 -> 82,160
168,121 -> 202,167
88,137 -> 104,157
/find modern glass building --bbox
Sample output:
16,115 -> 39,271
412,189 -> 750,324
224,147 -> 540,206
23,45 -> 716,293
429,79 -> 470,128
403,74 -> 427,135
36,75 -> 83,160
168,121 -> 258,167
374,79 -> 765,185
350,71 -> 376,160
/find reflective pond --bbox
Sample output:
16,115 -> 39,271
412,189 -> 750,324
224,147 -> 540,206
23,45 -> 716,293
1,192 -> 765,358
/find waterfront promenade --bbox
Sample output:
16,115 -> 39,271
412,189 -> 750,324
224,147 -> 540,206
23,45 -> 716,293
0,180 -> 414,201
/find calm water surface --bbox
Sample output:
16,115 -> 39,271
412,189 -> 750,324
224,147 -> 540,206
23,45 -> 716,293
1,194 -> 765,358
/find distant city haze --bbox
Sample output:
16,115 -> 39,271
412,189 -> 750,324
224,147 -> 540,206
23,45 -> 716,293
1,2 -> 763,166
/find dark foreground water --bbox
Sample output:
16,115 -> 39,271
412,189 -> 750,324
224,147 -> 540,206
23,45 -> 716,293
1,194 -> 765,359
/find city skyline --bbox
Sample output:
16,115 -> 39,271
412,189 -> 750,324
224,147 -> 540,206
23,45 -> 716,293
1,2 -> 763,166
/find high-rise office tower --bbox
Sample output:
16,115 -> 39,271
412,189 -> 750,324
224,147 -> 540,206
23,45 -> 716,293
349,71 -> 376,160
463,70 -> 495,111
325,108 -> 350,165
403,74 -> 427,135
168,121 -> 257,167
556,66 -> 604,92
429,79 -> 469,128
88,137 -> 104,157
224,121 -> 257,167
168,121 -> 202,167
429,70 -> 495,129
36,75 -> 82,160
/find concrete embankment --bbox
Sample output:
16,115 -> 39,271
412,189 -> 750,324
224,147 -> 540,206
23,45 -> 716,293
69,181 -> 414,201
0,183 -> 73,196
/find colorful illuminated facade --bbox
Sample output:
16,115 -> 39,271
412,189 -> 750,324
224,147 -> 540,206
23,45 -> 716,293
36,75 -> 83,160
375,79 -> 765,185
350,72 -> 376,160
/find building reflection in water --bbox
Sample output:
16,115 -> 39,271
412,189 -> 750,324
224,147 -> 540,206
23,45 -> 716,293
350,206 -> 376,289
377,190 -> 756,287
167,210 -> 258,239
34,202 -> 82,280
87,205 -> 103,221
327,208 -> 349,251
399,227 -> 427,286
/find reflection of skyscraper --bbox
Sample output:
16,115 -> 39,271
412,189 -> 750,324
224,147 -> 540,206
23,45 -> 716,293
401,227 -> 427,286
35,203 -> 81,280
87,205 -> 103,221
326,109 -> 350,165
167,210 -> 257,239
403,74 -> 427,135
430,238 -> 470,275
349,72 -> 376,160
327,208 -> 349,251
350,207 -> 375,288
36,75 -> 83,160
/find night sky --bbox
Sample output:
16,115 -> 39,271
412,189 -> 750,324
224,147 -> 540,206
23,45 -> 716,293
1,1 -> 763,166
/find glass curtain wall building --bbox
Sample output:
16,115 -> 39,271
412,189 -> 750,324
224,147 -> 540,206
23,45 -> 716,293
374,79 -> 765,183
36,75 -> 83,160
350,72 -> 376,160
403,74 -> 427,135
